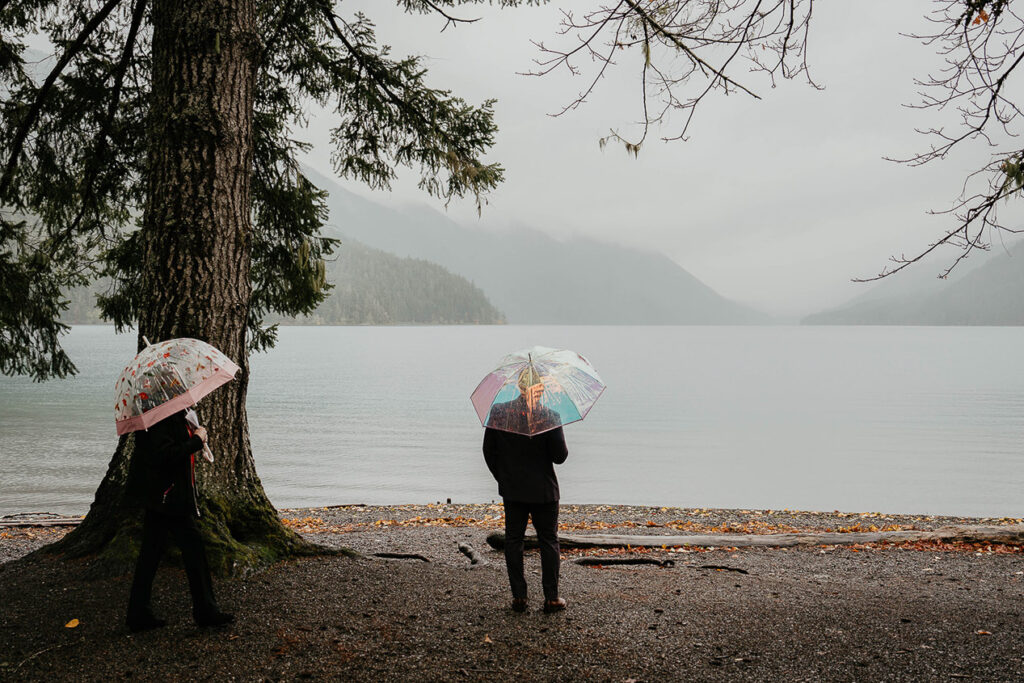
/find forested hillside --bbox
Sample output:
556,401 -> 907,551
61,239 -> 505,326
282,238 -> 504,325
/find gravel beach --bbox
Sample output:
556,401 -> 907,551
2,503 -> 1023,681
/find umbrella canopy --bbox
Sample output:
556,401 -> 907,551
114,337 -> 239,435
471,345 -> 605,436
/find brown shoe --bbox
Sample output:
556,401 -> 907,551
542,597 -> 567,614
511,598 -> 528,613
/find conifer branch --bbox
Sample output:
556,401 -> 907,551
0,0 -> 125,204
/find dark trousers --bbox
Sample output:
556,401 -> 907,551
127,509 -> 218,619
503,500 -> 560,601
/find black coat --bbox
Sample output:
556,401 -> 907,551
483,400 -> 569,503
125,411 -> 204,517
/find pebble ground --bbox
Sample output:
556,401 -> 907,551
2,504 -> 1022,681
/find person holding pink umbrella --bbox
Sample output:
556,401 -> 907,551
117,338 -> 238,632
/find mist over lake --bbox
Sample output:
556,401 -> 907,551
2,324 -> 1023,519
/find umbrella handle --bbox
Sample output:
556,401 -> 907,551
184,407 -> 214,462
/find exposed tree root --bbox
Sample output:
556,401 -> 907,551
458,542 -> 485,565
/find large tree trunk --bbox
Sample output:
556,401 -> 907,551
50,0 -> 322,575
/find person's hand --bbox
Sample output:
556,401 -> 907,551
194,426 -> 208,443
525,383 -> 544,407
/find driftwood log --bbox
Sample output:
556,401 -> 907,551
0,519 -> 82,528
486,525 -> 1024,550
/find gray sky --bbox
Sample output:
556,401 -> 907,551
299,2 -> 1011,317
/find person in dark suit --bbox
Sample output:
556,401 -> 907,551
124,407 -> 234,632
483,366 -> 569,613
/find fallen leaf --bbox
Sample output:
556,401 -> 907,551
976,630 -> 993,636
483,634 -> 493,644
65,619 -> 79,628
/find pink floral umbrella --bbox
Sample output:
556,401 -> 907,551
114,337 -> 239,435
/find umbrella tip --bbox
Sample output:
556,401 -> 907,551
142,335 -> 152,347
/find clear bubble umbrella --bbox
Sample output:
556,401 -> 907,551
471,345 -> 605,436
114,336 -> 239,436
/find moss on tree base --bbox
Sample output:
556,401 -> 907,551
42,496 -> 350,578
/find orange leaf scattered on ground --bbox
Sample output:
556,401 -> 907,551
976,630 -> 993,636
65,619 -> 79,628
249,508 -> 1024,556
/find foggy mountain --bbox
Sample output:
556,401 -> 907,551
803,242 -> 1024,325
304,167 -> 768,325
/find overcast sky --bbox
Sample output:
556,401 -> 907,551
299,2 -> 1013,317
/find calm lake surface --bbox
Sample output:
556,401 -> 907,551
2,325 -> 1023,518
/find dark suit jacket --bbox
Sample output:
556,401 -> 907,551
125,411 -> 204,516
483,401 -> 569,503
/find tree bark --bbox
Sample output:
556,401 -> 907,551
48,0 -> 322,575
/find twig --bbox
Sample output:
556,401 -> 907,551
697,564 -> 749,574
372,552 -> 429,562
15,640 -> 78,673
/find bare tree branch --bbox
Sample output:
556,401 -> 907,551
422,0 -> 481,32
526,0 -> 816,150
867,0 -> 1024,280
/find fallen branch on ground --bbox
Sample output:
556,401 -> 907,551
697,564 -> 749,574
372,552 -> 430,562
575,557 -> 675,567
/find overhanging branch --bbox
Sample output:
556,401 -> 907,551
0,0 -> 125,203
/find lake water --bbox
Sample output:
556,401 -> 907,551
1,325 -> 1023,518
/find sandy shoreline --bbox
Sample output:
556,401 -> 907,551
2,503 -> 1024,681
4,502 -> 1022,564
